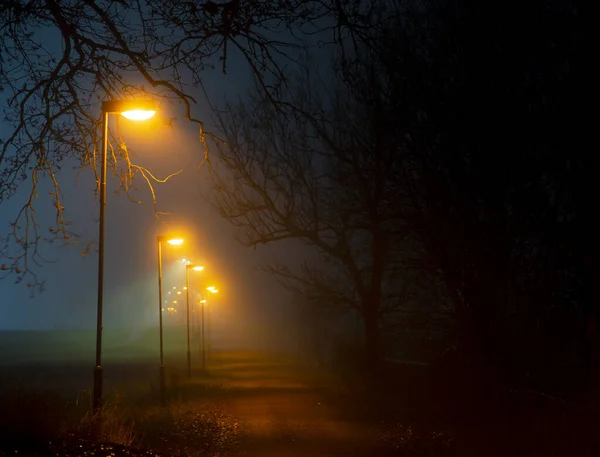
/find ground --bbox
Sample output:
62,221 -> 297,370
0,329 -> 598,456
0,350 -> 425,456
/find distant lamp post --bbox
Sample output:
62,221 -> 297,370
196,299 -> 205,357
93,99 -> 157,413
156,235 -> 183,406
201,286 -> 219,371
185,263 -> 204,378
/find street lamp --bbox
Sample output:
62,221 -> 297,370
201,286 -> 219,371
157,235 -> 183,406
196,298 -> 205,358
185,263 -> 204,378
93,99 -> 157,413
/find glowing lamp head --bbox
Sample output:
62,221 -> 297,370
206,286 -> 219,294
102,100 -> 158,120
166,238 -> 184,246
121,109 -> 156,121
192,265 -> 204,272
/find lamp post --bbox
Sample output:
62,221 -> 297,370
200,294 -> 206,371
157,236 -> 183,406
202,287 -> 219,371
207,298 -> 211,363
192,298 -> 198,336
197,298 -> 204,358
93,99 -> 157,413
185,263 -> 204,378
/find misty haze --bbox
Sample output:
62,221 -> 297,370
0,1 -> 594,456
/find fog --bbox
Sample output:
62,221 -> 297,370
0,64 -> 305,365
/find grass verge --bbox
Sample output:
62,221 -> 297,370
0,387 -> 243,457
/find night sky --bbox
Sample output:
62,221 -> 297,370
0,37 -> 292,336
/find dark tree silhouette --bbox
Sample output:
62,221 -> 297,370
210,0 -> 594,397
208,53 -> 450,373
357,0 -> 594,397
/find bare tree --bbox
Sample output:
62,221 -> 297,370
0,0 -> 358,288
208,50 -> 447,372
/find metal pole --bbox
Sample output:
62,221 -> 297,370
201,293 -> 206,371
93,111 -> 108,413
197,300 -> 202,357
157,239 -> 166,406
186,266 -> 191,379
192,298 -> 197,336
207,300 -> 211,364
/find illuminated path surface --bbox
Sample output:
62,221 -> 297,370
0,332 -> 593,456
0,333 -> 450,456
225,392 -> 377,456
184,352 -> 381,456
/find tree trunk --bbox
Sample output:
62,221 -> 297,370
587,264 -> 600,407
363,305 -> 380,377
363,223 -> 385,378
579,244 -> 600,407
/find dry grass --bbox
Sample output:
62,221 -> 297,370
76,392 -> 137,447
0,384 -> 244,457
